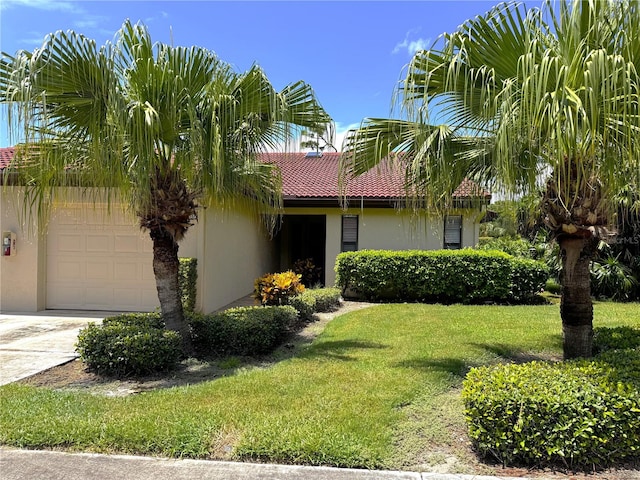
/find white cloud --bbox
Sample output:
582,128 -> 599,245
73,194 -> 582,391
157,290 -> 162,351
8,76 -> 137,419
393,28 -> 430,56
333,122 -> 362,151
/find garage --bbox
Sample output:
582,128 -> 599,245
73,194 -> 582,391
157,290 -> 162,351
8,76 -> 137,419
46,205 -> 159,311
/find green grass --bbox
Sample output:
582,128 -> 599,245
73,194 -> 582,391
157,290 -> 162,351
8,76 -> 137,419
1,302 -> 638,469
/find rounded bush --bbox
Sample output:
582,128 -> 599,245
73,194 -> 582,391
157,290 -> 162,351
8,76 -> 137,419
462,359 -> 640,469
190,305 -> 298,358
76,315 -> 182,377
594,326 -> 640,354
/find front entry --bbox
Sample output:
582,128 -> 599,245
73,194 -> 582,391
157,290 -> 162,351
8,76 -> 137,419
276,215 -> 326,287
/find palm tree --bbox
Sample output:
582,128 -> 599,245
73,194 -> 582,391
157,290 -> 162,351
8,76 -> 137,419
341,0 -> 640,358
1,21 -> 331,353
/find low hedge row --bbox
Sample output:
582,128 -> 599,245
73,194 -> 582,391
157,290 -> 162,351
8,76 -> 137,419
335,249 -> 548,303
179,258 -> 198,312
289,287 -> 342,322
190,305 -> 298,358
76,313 -> 182,377
462,326 -> 640,469
77,288 -> 342,376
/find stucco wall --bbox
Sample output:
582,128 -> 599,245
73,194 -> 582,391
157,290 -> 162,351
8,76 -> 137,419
197,207 -> 273,313
281,206 -> 481,287
0,188 -> 45,311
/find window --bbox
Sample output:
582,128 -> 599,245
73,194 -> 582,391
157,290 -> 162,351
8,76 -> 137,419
444,215 -> 462,249
341,215 -> 358,252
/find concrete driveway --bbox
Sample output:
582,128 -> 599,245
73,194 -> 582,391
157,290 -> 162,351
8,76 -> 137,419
0,310 -> 119,385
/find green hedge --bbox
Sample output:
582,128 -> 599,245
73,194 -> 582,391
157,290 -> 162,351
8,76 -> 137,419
76,313 -> 182,377
335,249 -> 548,303
594,326 -> 640,354
462,356 -> 640,469
289,287 -> 342,322
179,257 -> 197,312
190,305 -> 298,358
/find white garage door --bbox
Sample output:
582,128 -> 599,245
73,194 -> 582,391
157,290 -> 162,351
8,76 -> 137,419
47,205 -> 159,311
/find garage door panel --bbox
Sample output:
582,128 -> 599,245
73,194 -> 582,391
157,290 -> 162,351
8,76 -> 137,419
86,261 -> 112,280
86,287 -> 113,306
114,262 -> 139,281
56,234 -> 84,252
86,234 -> 111,253
55,261 -> 84,279
47,206 -> 158,311
114,234 -> 142,253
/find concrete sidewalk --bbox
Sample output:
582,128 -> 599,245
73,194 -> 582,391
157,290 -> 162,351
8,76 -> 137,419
0,448 -> 533,480
0,310 -> 116,385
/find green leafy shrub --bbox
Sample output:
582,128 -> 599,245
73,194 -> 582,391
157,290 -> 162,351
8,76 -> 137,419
307,287 -> 341,312
591,255 -> 638,301
288,287 -> 342,322
335,249 -> 548,304
254,271 -> 305,306
190,305 -> 298,357
477,237 -> 533,257
594,326 -> 640,354
462,360 -> 640,469
545,278 -> 562,294
101,312 -> 164,329
509,257 -> 549,302
293,257 -> 323,287
179,257 -> 198,312
288,292 -> 316,322
76,315 -> 182,377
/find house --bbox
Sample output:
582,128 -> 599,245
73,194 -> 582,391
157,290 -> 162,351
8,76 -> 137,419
0,148 -> 490,313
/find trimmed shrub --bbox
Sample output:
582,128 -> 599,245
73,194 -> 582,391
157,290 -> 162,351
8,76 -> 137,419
76,314 -> 182,377
288,287 -> 342,322
462,359 -> 640,469
179,257 -> 198,312
594,326 -> 640,354
307,287 -> 341,312
254,271 -> 305,306
102,312 -> 164,329
509,257 -> 549,302
289,292 -> 316,322
545,278 -> 562,294
335,249 -> 548,304
190,305 -> 298,358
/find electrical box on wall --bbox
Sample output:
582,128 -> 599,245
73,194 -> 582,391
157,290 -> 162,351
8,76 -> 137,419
2,231 -> 16,257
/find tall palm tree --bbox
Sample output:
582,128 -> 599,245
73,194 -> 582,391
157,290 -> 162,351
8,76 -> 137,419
341,0 -> 640,358
1,21 -> 331,353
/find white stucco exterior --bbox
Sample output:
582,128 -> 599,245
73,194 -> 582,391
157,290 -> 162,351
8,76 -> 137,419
0,187 -> 270,313
1,185 -> 482,313
281,206 -> 481,287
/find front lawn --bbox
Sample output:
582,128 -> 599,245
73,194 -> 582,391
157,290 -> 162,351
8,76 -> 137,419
0,302 -> 637,472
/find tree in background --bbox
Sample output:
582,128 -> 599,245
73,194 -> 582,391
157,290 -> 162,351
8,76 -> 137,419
1,21 -> 331,353
341,0 -> 640,358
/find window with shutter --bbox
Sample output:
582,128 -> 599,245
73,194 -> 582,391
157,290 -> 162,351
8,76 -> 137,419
341,215 -> 358,252
444,215 -> 462,249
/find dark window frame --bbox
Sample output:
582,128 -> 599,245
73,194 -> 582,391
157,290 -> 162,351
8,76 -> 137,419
341,215 -> 359,252
444,215 -> 463,249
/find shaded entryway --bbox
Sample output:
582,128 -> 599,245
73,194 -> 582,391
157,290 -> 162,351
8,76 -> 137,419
275,215 -> 326,287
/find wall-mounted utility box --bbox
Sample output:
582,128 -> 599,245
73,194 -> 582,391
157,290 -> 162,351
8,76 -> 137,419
2,231 -> 16,256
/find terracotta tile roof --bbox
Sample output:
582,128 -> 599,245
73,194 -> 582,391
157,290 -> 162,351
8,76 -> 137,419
0,147 -> 14,169
262,152 -> 491,200
0,147 -> 491,200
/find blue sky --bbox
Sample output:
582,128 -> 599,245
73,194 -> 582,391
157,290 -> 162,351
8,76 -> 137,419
0,0 -> 501,149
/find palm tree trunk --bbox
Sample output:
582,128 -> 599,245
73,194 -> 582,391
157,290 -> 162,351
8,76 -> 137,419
559,236 -> 597,359
150,227 -> 193,355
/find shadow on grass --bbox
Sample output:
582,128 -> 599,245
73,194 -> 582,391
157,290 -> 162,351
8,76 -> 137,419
396,357 -> 472,377
467,342 -> 562,364
303,339 -> 388,361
